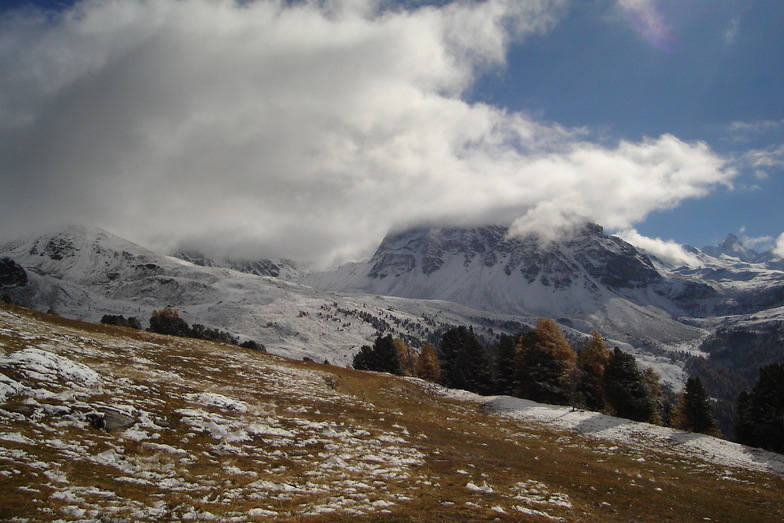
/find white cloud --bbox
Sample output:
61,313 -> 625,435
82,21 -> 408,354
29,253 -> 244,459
744,144 -> 784,168
724,16 -> 739,45
740,234 -> 773,251
616,229 -> 702,267
0,0 -> 735,267
616,0 -> 675,51
774,233 -> 784,259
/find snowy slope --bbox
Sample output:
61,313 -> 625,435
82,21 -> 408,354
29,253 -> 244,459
3,224 -> 784,392
305,224 -> 705,348
0,226 -> 552,366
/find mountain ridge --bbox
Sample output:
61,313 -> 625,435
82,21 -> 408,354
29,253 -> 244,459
2,223 -> 784,393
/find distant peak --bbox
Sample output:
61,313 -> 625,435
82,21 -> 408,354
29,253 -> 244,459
702,234 -> 759,262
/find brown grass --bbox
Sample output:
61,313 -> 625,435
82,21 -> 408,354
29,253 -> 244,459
1,303 -> 783,521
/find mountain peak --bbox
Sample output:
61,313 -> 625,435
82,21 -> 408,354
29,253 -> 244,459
702,234 -> 759,262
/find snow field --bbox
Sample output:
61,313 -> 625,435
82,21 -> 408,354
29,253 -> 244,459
0,308 -> 432,520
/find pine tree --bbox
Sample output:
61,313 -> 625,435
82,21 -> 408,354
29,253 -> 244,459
148,307 -> 190,337
578,330 -> 611,412
516,319 -> 577,405
415,344 -> 441,384
603,347 -> 655,422
493,334 -> 518,396
672,376 -> 720,436
642,367 -> 666,426
352,335 -> 401,375
734,363 -> 784,452
439,326 -> 492,394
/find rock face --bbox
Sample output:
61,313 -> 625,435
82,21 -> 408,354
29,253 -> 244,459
0,258 -> 28,287
701,234 -> 759,262
174,251 -> 300,280
308,222 -> 666,318
365,223 -> 660,291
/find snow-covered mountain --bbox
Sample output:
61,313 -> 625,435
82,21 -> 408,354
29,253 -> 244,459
0,226 -> 553,367
305,223 -> 705,348
307,223 -> 784,330
173,250 -> 302,280
700,233 -> 760,263
2,223 -> 784,390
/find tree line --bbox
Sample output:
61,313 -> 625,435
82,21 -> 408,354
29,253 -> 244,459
354,318 -> 736,441
101,307 -> 264,351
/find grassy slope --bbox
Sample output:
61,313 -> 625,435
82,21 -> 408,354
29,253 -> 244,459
0,303 -> 782,522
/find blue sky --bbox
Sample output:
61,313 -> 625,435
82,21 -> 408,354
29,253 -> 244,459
0,0 -> 782,264
468,0 -> 784,249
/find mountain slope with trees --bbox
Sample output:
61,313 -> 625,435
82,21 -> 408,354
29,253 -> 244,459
2,304 -> 783,521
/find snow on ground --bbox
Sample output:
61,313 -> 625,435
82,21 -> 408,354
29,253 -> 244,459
1,306 -> 782,521
0,308 -> 430,520
486,396 -> 784,478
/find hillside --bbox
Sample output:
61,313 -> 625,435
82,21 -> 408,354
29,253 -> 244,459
1,304 -> 783,521
0,226 -> 549,367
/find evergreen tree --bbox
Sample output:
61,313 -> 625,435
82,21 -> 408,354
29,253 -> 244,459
352,335 -> 401,375
672,376 -> 720,436
734,363 -> 784,452
148,307 -> 190,337
577,330 -> 611,412
415,343 -> 441,384
439,326 -> 492,394
516,318 -> 577,405
642,367 -> 666,426
603,347 -> 655,422
493,334 -> 518,396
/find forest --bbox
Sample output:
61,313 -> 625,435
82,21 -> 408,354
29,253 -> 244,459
354,318 -> 784,454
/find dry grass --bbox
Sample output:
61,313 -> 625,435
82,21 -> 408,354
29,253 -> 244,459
1,303 -> 783,521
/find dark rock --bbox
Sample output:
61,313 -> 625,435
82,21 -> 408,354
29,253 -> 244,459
87,408 -> 136,432
0,258 -> 28,287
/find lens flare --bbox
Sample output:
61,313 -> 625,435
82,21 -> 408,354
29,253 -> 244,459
618,0 -> 676,52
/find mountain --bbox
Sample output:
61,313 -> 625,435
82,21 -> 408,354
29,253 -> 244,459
306,223 -> 708,347
173,250 -> 302,280
0,226 -> 551,367
2,304 -> 783,521
308,223 -> 784,327
3,223 -> 784,394
701,233 -> 760,262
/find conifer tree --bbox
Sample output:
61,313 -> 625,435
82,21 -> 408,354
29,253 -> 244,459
148,307 -> 190,337
734,363 -> 784,452
672,376 -> 720,436
603,347 -> 655,422
578,330 -> 611,411
415,343 -> 441,384
642,367 -> 666,426
516,318 -> 577,405
352,335 -> 401,375
439,326 -> 492,394
493,334 -> 518,396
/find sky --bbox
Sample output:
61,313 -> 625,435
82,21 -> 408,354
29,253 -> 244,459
0,0 -> 782,267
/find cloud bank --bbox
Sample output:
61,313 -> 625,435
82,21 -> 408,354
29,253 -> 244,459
0,0 -> 735,267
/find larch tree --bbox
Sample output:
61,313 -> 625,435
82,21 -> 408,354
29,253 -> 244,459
578,330 -> 611,412
516,318 -> 577,405
415,343 -> 441,384
394,338 -> 417,377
